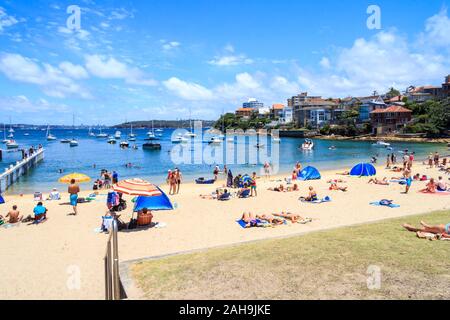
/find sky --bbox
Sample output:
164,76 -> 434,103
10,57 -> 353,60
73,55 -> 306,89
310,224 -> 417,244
0,0 -> 449,125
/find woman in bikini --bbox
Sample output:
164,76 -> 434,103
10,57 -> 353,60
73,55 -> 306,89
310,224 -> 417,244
420,178 -> 437,193
241,212 -> 258,228
273,212 -> 311,224
402,221 -> 450,238
368,177 -> 389,185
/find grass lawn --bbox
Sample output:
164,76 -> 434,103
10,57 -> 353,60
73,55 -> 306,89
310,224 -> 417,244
130,210 -> 450,300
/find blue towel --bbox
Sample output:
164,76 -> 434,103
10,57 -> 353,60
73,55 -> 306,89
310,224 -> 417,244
370,201 -> 400,208
236,219 -> 261,228
301,196 -> 331,204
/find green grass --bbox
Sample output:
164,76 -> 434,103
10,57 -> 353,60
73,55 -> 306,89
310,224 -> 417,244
131,210 -> 450,300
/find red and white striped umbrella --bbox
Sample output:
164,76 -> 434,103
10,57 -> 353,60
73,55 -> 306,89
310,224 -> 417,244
112,178 -> 162,197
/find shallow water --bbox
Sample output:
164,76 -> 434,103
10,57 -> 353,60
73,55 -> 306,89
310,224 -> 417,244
0,128 -> 447,194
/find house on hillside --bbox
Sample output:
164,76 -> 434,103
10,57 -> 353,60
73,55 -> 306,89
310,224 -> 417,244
370,105 -> 412,135
358,96 -> 386,122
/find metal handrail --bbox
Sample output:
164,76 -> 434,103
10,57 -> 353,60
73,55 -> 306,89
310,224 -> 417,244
104,219 -> 121,300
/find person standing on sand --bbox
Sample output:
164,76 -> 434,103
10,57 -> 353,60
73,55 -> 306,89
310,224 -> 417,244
175,168 -> 182,194
112,171 -> 118,184
403,167 -> 412,194
434,152 -> 440,168
68,179 -> 80,216
263,162 -> 271,179
386,154 -> 391,169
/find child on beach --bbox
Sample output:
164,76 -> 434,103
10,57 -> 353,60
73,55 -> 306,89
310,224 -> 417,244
250,172 -> 257,197
300,186 -> 318,202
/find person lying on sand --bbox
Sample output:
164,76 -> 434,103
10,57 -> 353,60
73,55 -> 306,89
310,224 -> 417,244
256,214 -> 284,225
241,212 -> 258,228
336,171 -> 349,176
402,221 -> 450,239
390,167 -> 403,173
420,178 -> 437,193
286,184 -> 299,192
329,182 -> 348,192
268,184 -> 285,192
368,177 -> 389,185
5,205 -> 23,224
327,179 -> 346,183
273,212 -> 312,224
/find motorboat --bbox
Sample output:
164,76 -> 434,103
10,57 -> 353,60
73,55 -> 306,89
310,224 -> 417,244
114,131 -> 121,139
24,133 -> 30,136
6,140 -> 18,149
60,139 -> 71,143
146,131 -> 157,140
107,136 -> 117,144
372,141 -> 391,147
208,137 -> 222,145
69,139 -> 79,147
301,139 -> 314,150
328,145 -> 336,150
143,142 -> 162,150
119,141 -> 129,148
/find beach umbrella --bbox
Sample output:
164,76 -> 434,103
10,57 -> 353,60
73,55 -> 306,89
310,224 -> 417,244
298,166 -> 321,181
58,173 -> 91,184
133,187 -> 173,212
0,194 -> 5,205
240,175 -> 252,184
112,178 -> 162,197
350,163 -> 376,177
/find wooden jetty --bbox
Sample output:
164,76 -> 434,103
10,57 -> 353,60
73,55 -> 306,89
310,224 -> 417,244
0,148 -> 44,193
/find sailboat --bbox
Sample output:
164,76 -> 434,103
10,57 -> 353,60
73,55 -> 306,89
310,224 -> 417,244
128,123 -> 136,141
46,125 -> 57,141
69,114 -> 78,147
88,127 -> 95,137
114,130 -> 121,139
184,111 -> 196,138
96,127 -> 108,138
8,117 -> 14,134
145,120 -> 159,141
2,123 -> 9,143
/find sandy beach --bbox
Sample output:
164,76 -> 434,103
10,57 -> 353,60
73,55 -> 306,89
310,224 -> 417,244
0,161 -> 449,300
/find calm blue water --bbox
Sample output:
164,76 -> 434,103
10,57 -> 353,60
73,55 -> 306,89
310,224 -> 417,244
0,128 -> 448,194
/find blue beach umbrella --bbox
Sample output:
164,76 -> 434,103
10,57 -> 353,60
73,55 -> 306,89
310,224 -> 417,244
350,163 -> 376,177
133,187 -> 173,212
0,194 -> 5,205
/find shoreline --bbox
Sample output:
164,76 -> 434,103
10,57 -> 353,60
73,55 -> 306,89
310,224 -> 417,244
315,135 -> 450,144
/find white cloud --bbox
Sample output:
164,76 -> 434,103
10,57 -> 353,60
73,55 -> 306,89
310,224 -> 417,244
0,95 -> 70,113
160,40 -> 181,51
419,8 -> 450,48
319,57 -> 331,69
163,77 -> 214,100
58,26 -> 91,41
0,7 -> 19,32
84,54 -> 157,86
0,53 -> 91,99
209,45 -> 254,66
59,62 -> 89,79
109,8 -> 134,20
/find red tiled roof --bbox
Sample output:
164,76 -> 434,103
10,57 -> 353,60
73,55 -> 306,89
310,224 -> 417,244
236,108 -> 255,112
272,104 -> 285,110
370,106 -> 412,114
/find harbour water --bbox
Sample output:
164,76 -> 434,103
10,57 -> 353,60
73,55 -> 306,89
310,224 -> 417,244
0,128 -> 447,194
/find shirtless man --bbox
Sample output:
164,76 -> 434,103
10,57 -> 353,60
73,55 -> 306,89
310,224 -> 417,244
6,205 -> 22,224
68,179 -> 80,215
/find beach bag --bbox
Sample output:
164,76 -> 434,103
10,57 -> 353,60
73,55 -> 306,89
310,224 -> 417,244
34,192 -> 43,201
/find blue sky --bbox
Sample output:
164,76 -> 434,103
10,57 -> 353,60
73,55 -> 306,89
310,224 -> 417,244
0,0 -> 449,125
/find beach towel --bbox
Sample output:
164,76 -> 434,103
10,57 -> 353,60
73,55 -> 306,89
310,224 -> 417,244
300,196 -> 331,204
236,219 -> 261,228
370,200 -> 400,208
419,190 -> 450,195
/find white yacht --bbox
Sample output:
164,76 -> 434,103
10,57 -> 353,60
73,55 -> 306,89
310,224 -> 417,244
114,131 -> 121,139
96,128 -> 108,138
46,125 -> 57,141
372,141 -> 391,147
6,140 -> 19,149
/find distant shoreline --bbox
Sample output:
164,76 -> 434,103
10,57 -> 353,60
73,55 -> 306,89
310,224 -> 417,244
315,135 -> 450,144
